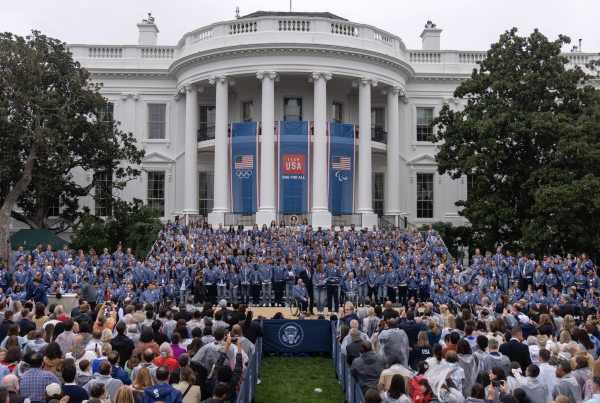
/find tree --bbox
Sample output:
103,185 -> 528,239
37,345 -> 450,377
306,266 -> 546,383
430,28 -> 600,255
417,221 -> 473,259
0,31 -> 144,263
71,198 -> 161,259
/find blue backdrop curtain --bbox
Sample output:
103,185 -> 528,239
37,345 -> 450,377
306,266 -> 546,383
277,121 -> 311,213
230,122 -> 259,213
328,122 -> 356,214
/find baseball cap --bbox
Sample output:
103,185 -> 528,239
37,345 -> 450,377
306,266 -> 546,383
46,383 -> 62,396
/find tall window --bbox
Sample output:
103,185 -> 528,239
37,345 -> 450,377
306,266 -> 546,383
416,108 -> 434,141
147,172 -> 165,216
48,197 -> 60,217
284,98 -> 302,121
372,173 -> 384,216
98,104 -> 114,124
242,101 -> 253,122
467,174 -> 477,194
417,173 -> 434,218
148,104 -> 166,139
199,106 -> 216,139
94,171 -> 113,216
199,172 -> 214,216
332,102 -> 343,123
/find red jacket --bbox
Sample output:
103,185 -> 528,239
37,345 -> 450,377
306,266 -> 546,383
154,356 -> 179,371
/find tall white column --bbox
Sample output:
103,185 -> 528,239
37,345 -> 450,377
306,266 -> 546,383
208,75 -> 234,225
311,72 -> 332,228
384,86 -> 402,216
255,71 -> 278,227
183,84 -> 200,217
354,77 -> 378,228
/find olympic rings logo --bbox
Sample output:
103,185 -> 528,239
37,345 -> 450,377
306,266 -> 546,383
236,170 -> 252,179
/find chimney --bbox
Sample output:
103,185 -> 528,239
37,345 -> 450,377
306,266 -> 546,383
579,39 -> 582,52
137,13 -> 159,46
420,20 -> 442,50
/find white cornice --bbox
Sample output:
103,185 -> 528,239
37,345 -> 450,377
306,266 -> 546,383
169,43 -> 415,81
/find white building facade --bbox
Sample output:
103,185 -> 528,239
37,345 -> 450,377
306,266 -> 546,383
15,11 -> 597,232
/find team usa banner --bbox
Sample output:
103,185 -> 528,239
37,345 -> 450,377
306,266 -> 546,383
277,121 -> 311,213
328,122 -> 356,214
230,122 -> 260,213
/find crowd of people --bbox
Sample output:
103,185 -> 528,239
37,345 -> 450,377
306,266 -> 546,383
4,219 -> 600,403
337,295 -> 600,403
0,297 -> 263,403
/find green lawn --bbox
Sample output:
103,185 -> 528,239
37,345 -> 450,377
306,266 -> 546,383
254,355 -> 345,403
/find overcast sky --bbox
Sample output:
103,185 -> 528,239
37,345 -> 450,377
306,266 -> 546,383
2,0 -> 599,53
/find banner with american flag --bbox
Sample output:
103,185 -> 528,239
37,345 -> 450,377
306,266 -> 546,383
327,122 -> 356,214
229,122 -> 259,213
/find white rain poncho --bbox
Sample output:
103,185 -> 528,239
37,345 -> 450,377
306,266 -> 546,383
473,349 -> 493,373
447,362 -> 467,394
424,363 -> 465,403
517,377 -> 549,403
538,363 -> 559,403
573,368 -> 592,390
551,374 -> 582,403
378,328 -> 409,367
458,353 -> 477,398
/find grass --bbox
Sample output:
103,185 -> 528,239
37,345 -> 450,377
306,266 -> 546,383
254,355 -> 345,403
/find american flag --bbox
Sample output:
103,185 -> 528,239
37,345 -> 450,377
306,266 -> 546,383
332,156 -> 351,170
235,155 -> 253,169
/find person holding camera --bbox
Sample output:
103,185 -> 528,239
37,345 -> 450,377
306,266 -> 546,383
206,335 -> 243,403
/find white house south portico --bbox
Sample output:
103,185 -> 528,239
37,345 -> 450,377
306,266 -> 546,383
56,10 -> 597,231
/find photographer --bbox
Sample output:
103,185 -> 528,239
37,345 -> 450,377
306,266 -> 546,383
206,335 -> 243,403
93,302 -> 116,332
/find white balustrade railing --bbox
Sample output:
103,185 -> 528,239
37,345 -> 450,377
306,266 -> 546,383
409,52 -> 442,63
279,19 -> 311,31
88,47 -> 123,58
229,21 -> 258,34
193,27 -> 213,43
140,48 -> 175,59
373,30 -> 391,47
71,16 -> 600,70
566,54 -> 592,66
458,52 -> 486,64
331,22 -> 359,37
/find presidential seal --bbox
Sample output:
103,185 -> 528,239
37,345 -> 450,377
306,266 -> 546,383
278,322 -> 304,347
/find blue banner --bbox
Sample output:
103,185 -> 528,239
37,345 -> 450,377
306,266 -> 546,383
230,122 -> 259,213
261,319 -> 331,353
277,121 -> 311,213
328,123 -> 356,213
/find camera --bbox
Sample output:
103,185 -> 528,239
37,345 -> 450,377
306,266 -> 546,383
491,381 -> 501,387
231,338 -> 238,343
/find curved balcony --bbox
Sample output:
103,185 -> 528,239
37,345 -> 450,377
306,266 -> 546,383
178,14 -> 406,61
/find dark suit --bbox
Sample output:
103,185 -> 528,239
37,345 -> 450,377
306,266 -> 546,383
558,302 -> 575,318
399,320 -> 421,346
498,339 -> 532,372
17,318 -> 36,336
174,309 -> 194,322
299,269 -> 315,314
383,308 -> 399,320
153,331 -> 169,346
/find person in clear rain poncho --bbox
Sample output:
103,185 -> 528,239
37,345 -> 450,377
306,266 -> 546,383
473,336 -> 493,373
457,339 -> 477,398
517,364 -> 549,403
424,357 -> 466,403
552,362 -> 583,403
377,318 -> 409,367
